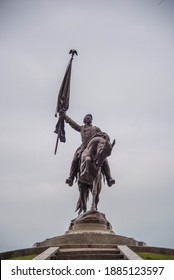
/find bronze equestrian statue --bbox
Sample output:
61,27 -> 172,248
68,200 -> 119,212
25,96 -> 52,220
55,112 -> 115,187
54,51 -> 116,214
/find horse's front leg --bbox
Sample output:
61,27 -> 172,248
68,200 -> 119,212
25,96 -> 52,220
91,179 -> 97,211
80,156 -> 92,183
83,156 -> 91,176
95,178 -> 101,211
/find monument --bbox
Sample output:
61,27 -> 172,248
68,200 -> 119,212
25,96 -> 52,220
32,50 -> 145,260
54,49 -> 115,224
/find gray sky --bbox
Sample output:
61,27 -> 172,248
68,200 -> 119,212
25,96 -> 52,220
0,0 -> 174,252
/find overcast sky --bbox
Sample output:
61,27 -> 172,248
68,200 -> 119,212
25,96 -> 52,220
0,0 -> 174,252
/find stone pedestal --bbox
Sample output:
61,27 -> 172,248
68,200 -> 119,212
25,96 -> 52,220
33,211 -> 145,247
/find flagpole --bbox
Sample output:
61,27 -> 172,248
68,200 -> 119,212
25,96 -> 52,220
54,117 -> 61,155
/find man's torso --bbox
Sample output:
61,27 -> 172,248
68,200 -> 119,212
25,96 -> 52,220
81,125 -> 101,147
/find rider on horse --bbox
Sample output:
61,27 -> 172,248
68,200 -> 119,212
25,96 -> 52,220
55,112 -> 115,187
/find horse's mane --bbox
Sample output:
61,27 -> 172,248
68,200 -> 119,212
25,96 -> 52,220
88,131 -> 110,144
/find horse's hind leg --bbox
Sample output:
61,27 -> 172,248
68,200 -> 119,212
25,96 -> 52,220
76,182 -> 88,214
75,196 -> 82,215
75,182 -> 83,215
82,185 -> 89,213
95,181 -> 101,211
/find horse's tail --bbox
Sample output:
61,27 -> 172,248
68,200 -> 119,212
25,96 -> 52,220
75,198 -> 81,212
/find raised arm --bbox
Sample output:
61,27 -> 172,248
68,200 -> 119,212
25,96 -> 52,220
63,113 -> 81,132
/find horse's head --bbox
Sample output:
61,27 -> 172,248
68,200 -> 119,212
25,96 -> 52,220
94,132 -> 115,166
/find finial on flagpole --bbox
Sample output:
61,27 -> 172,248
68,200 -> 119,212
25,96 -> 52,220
69,49 -> 78,58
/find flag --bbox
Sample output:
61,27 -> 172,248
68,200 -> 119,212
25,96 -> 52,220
54,50 -> 77,154
55,58 -> 72,117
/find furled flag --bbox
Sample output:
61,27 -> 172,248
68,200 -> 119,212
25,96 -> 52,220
54,50 -> 78,154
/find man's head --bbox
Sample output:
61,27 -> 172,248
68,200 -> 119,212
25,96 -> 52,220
83,114 -> 93,125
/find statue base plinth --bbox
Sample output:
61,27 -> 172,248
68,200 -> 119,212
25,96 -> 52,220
33,211 -> 145,248
66,210 -> 115,234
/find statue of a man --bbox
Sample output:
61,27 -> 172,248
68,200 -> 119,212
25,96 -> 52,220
55,113 -> 115,187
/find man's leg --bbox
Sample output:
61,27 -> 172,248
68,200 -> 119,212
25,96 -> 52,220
66,154 -> 79,186
102,159 -> 115,187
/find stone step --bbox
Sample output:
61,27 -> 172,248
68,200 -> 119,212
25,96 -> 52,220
51,253 -> 124,260
59,248 -> 120,255
50,246 -> 124,260
58,244 -> 118,249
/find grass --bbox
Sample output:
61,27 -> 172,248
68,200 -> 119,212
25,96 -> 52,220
138,252 -> 174,260
8,254 -> 38,260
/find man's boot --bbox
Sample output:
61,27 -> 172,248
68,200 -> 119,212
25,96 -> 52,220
102,159 -> 115,187
65,158 -> 79,187
106,177 -> 115,187
65,176 -> 74,187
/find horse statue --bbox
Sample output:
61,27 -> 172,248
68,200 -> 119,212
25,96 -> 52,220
75,132 -> 115,215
